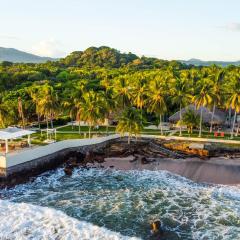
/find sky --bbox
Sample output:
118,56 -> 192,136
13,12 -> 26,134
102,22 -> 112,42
1,0 -> 240,61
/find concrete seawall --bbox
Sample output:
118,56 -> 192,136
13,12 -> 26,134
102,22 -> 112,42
0,135 -> 121,178
1,134 -> 240,186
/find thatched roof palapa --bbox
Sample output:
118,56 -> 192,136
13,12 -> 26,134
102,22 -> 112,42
169,104 -> 227,125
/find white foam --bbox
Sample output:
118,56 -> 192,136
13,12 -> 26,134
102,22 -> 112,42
2,168 -> 240,239
0,200 -> 140,240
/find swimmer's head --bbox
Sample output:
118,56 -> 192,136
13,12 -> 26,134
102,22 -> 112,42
151,220 -> 162,234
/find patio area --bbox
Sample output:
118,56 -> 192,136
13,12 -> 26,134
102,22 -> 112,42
0,127 -> 35,154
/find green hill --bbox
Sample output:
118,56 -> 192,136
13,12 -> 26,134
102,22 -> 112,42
180,58 -> 240,67
0,47 -> 57,63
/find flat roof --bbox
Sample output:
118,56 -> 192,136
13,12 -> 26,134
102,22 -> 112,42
0,127 -> 35,140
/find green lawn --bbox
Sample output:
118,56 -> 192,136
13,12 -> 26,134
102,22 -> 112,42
31,130 -> 114,143
172,130 -> 240,141
57,125 -> 116,132
29,126 -> 240,145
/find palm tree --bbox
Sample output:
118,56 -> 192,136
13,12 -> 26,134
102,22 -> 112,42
28,85 -> 42,129
75,80 -> 88,134
116,107 -> 143,144
131,74 -> 147,123
61,80 -> 87,133
182,109 -> 200,134
113,76 -> 131,109
100,78 -> 115,135
0,94 -> 8,128
208,67 -> 224,133
171,71 -> 192,136
192,79 -> 214,137
38,84 -> 60,130
62,94 -> 77,130
226,73 -> 240,139
146,77 -> 167,135
17,97 -> 25,129
102,90 -> 115,135
81,91 -> 107,138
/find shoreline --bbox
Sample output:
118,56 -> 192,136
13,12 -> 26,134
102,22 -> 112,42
1,137 -> 240,187
93,156 -> 240,185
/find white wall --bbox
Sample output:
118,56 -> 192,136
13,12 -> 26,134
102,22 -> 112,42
2,134 -> 240,169
3,135 -> 121,169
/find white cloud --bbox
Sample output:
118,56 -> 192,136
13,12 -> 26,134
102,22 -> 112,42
0,35 -> 20,40
221,22 -> 240,32
31,39 -> 66,58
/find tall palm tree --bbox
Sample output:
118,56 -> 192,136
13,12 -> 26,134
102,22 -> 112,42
113,76 -> 131,109
28,85 -> 42,129
62,93 -> 77,130
116,107 -> 143,144
100,77 -> 115,135
102,90 -> 115,135
0,94 -> 8,128
146,77 -> 167,135
75,80 -> 87,134
131,74 -> 147,123
38,84 -> 60,130
226,73 -> 240,139
192,79 -> 214,137
208,67 -> 224,133
81,90 -> 107,138
171,71 -> 192,136
17,97 -> 25,129
182,109 -> 200,134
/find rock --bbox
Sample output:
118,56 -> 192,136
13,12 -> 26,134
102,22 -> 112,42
94,155 -> 105,163
84,151 -> 94,162
141,157 -> 149,164
115,176 -> 124,181
64,166 -> 73,176
189,143 -> 204,150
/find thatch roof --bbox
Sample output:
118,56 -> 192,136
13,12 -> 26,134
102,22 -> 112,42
169,104 -> 227,125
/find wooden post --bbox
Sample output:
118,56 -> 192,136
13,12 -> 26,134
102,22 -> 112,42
5,139 -> 8,154
27,134 -> 31,146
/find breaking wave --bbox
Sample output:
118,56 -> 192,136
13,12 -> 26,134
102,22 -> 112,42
1,168 -> 240,239
0,199 -> 139,240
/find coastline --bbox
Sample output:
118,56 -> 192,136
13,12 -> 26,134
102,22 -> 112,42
1,136 -> 240,187
95,156 -> 240,185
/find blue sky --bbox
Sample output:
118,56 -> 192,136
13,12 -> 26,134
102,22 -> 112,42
1,0 -> 240,60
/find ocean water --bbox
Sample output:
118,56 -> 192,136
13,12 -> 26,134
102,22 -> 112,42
1,168 -> 240,240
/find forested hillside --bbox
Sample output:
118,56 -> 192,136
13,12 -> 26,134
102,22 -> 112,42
0,47 -> 56,63
0,46 -> 239,133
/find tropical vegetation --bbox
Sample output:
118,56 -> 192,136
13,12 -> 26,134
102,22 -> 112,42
0,46 -> 239,140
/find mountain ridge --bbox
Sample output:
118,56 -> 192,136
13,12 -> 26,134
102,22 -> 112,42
0,47 -> 57,63
1,46 -> 240,67
180,58 -> 240,67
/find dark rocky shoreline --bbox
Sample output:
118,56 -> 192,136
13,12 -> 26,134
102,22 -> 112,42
1,138 -> 240,188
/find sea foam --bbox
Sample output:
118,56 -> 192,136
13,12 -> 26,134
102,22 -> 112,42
1,168 -> 240,239
0,200 -> 140,240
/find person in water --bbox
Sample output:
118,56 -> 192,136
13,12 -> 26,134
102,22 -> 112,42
150,220 -> 164,239
150,220 -> 180,240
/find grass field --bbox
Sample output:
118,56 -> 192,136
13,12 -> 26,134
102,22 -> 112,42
172,130 -> 240,141
29,125 -> 240,145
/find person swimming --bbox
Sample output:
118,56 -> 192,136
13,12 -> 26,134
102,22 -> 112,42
150,220 -> 180,240
150,220 -> 164,239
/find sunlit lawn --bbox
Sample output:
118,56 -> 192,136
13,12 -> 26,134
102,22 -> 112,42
57,125 -> 116,132
30,126 -> 240,145
172,130 -> 240,141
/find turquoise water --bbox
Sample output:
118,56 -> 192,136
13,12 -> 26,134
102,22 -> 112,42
1,168 -> 240,239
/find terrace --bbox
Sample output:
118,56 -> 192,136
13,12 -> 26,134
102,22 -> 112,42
0,127 -> 35,154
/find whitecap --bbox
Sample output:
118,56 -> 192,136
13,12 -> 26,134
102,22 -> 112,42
0,200 -> 140,240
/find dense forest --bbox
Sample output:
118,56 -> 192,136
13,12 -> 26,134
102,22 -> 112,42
0,46 -> 240,137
